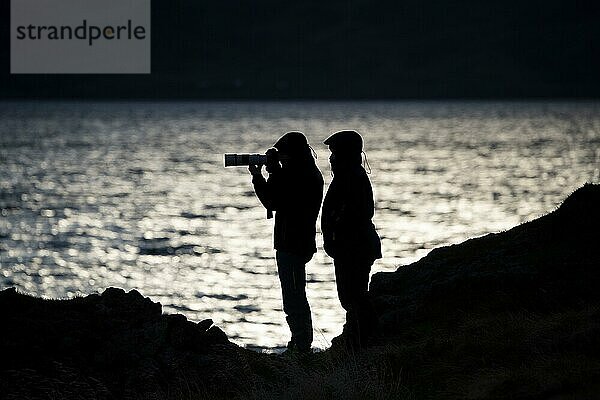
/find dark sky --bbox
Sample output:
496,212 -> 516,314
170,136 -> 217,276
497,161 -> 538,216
2,0 -> 599,99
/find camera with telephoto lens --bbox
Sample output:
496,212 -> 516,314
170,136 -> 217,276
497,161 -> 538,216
224,153 -> 267,167
224,148 -> 283,167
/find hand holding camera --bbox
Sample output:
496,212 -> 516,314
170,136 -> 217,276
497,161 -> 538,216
248,164 -> 262,176
264,148 -> 281,173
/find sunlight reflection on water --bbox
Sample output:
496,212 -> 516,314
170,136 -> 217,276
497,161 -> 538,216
1,100 -> 599,348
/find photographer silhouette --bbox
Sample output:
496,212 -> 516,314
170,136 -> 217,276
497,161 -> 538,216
249,132 -> 323,354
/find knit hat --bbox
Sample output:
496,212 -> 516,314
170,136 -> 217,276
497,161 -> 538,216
273,131 -> 309,154
323,130 -> 363,154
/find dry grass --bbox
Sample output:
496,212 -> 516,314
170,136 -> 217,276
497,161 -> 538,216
199,305 -> 600,399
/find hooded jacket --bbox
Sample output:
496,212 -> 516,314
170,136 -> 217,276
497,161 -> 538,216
253,160 -> 323,258
321,164 -> 382,262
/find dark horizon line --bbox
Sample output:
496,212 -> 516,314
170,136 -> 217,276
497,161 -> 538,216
2,95 -> 600,102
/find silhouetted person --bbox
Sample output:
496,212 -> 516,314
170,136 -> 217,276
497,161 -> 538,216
248,132 -> 324,354
322,130 -> 382,348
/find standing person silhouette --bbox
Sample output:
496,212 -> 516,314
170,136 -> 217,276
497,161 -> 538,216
248,132 -> 323,354
322,130 -> 382,349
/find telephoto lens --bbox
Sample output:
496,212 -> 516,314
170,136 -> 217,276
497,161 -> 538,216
224,153 -> 268,167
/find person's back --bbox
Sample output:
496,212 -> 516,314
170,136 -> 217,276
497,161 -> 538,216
267,158 -> 323,257
322,163 -> 381,261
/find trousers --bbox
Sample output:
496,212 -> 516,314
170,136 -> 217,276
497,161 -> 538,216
334,256 -> 376,347
276,250 -> 313,350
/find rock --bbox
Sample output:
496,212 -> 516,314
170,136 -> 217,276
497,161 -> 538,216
197,318 -> 213,331
369,183 -> 600,335
206,325 -> 229,343
0,287 -> 251,399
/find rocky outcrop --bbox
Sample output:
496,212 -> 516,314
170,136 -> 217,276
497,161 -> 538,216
370,183 -> 600,335
0,287 -> 280,399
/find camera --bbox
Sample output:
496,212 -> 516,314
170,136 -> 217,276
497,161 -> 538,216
224,153 -> 267,167
224,148 -> 284,167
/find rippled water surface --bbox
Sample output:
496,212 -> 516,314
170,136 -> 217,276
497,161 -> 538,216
1,101 -> 599,348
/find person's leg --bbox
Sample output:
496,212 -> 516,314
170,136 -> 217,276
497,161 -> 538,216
334,257 -> 361,340
353,261 -> 376,344
276,250 -> 313,351
334,258 -> 353,312
334,257 -> 374,347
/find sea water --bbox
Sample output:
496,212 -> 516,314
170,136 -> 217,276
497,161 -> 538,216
1,100 -> 598,349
